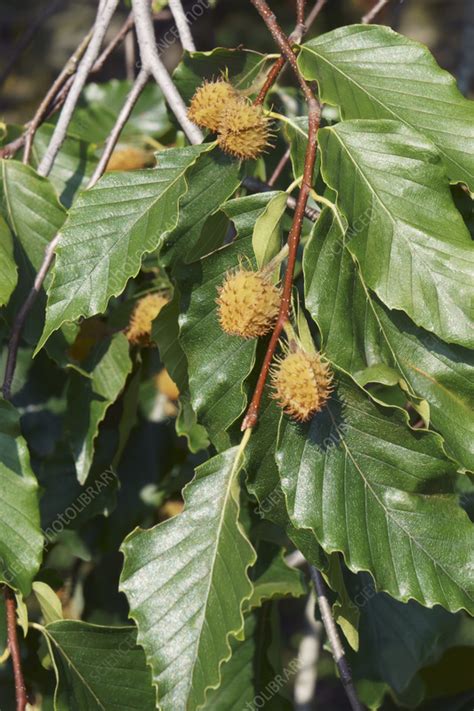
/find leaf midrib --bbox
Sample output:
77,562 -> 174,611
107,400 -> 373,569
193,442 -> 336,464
301,44 -> 471,179
44,628 -> 106,710
326,404 -> 472,606
185,453 -> 247,707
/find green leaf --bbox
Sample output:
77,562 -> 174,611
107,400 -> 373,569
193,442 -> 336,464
178,193 -> 278,442
39,444 -> 118,536
298,24 -> 474,188
249,540 -> 306,608
278,376 -> 474,614
65,333 -> 133,483
67,80 -> 172,144
0,159 -> 67,346
39,621 -> 156,710
244,393 -> 327,571
0,399 -> 43,595
303,207 -> 474,470
252,191 -> 286,269
32,582 -> 63,625
38,144 -> 211,350
120,445 -> 256,711
161,149 -> 240,266
31,124 -> 98,208
152,287 -> 210,452
318,120 -> 474,347
0,160 -> 66,273
203,608 -> 293,711
0,214 -> 17,306
347,572 -> 469,701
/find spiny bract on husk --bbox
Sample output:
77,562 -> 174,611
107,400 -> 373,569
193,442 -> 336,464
218,98 -> 271,160
216,267 -> 280,339
187,79 -> 237,132
127,293 -> 169,345
271,346 -> 333,422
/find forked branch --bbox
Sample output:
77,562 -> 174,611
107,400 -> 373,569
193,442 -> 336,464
242,0 -> 320,430
38,0 -> 120,177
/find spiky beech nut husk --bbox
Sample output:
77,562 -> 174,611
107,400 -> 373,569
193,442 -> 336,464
216,267 -> 280,339
155,368 -> 180,401
271,347 -> 333,422
127,293 -> 169,345
217,99 -> 271,160
188,79 -> 237,131
106,147 -> 151,172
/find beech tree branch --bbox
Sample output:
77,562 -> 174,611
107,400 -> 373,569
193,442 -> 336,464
132,0 -> 203,144
309,566 -> 365,711
1,12 -> 134,161
22,29 -> 94,165
3,586 -> 27,711
169,0 -> 196,52
88,68 -> 150,188
268,147 -> 291,186
38,0 -> 120,177
2,236 -> 60,401
362,0 -> 391,24
242,0 -> 320,430
255,0 -> 327,105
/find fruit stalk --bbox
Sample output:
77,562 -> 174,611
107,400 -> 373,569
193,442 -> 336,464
242,0 -> 320,430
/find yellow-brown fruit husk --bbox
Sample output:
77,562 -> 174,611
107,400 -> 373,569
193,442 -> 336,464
127,293 -> 169,345
271,348 -> 333,422
155,368 -> 180,401
216,268 -> 280,339
106,147 -> 152,172
217,98 -> 271,160
188,79 -> 237,131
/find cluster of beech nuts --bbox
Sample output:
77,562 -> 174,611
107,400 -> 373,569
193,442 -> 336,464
216,267 -> 333,422
188,79 -> 271,160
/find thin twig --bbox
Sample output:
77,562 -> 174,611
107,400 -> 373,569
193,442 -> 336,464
0,0 -> 66,88
88,68 -> 150,188
268,147 -> 291,186
38,0 -> 120,177
362,0 -> 391,24
46,10 -> 170,114
169,0 -> 196,52
255,55 -> 286,105
2,237 -> 60,401
254,0 -> 326,105
124,27 -> 136,81
23,29 -> 93,165
296,0 -> 306,26
132,0 -> 203,144
309,567 -> 364,711
3,587 -> 27,711
305,0 -> 328,27
242,0 -> 320,430
0,9 -> 173,162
